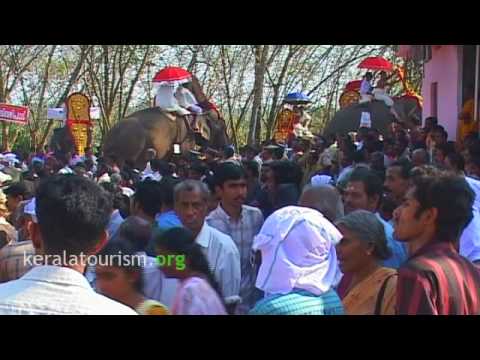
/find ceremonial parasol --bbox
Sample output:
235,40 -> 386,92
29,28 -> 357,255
358,57 -> 394,72
152,66 -> 192,85
283,92 -> 311,105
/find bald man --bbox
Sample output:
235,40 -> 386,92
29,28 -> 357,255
298,184 -> 344,222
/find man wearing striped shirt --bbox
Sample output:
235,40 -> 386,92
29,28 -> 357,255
207,163 -> 264,314
393,173 -> 480,315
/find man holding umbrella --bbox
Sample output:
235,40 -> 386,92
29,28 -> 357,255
358,57 -> 402,121
282,92 -> 314,144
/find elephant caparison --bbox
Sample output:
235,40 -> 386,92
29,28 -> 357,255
323,96 -> 422,137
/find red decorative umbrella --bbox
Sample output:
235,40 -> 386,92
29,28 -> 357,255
152,66 -> 192,84
358,57 -> 394,72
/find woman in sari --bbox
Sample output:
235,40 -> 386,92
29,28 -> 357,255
335,210 -> 397,315
249,206 -> 344,315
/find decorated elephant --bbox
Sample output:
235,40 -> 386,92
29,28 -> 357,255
101,106 -> 228,170
324,95 -> 422,137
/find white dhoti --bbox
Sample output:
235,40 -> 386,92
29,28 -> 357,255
373,88 -> 394,107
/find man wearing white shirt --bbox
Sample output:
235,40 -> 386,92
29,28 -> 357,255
206,163 -> 264,314
0,175 -> 136,315
174,180 -> 241,313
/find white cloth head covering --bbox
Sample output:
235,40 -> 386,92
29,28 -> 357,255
253,206 -> 342,296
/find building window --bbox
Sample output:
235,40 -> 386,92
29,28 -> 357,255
431,82 -> 438,117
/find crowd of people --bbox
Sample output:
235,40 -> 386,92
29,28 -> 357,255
0,114 -> 479,315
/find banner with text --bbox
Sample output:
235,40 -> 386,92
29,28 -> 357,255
0,103 -> 29,125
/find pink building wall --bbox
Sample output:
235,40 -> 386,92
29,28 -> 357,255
421,45 -> 462,140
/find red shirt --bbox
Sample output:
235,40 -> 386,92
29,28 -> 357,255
396,241 -> 480,315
